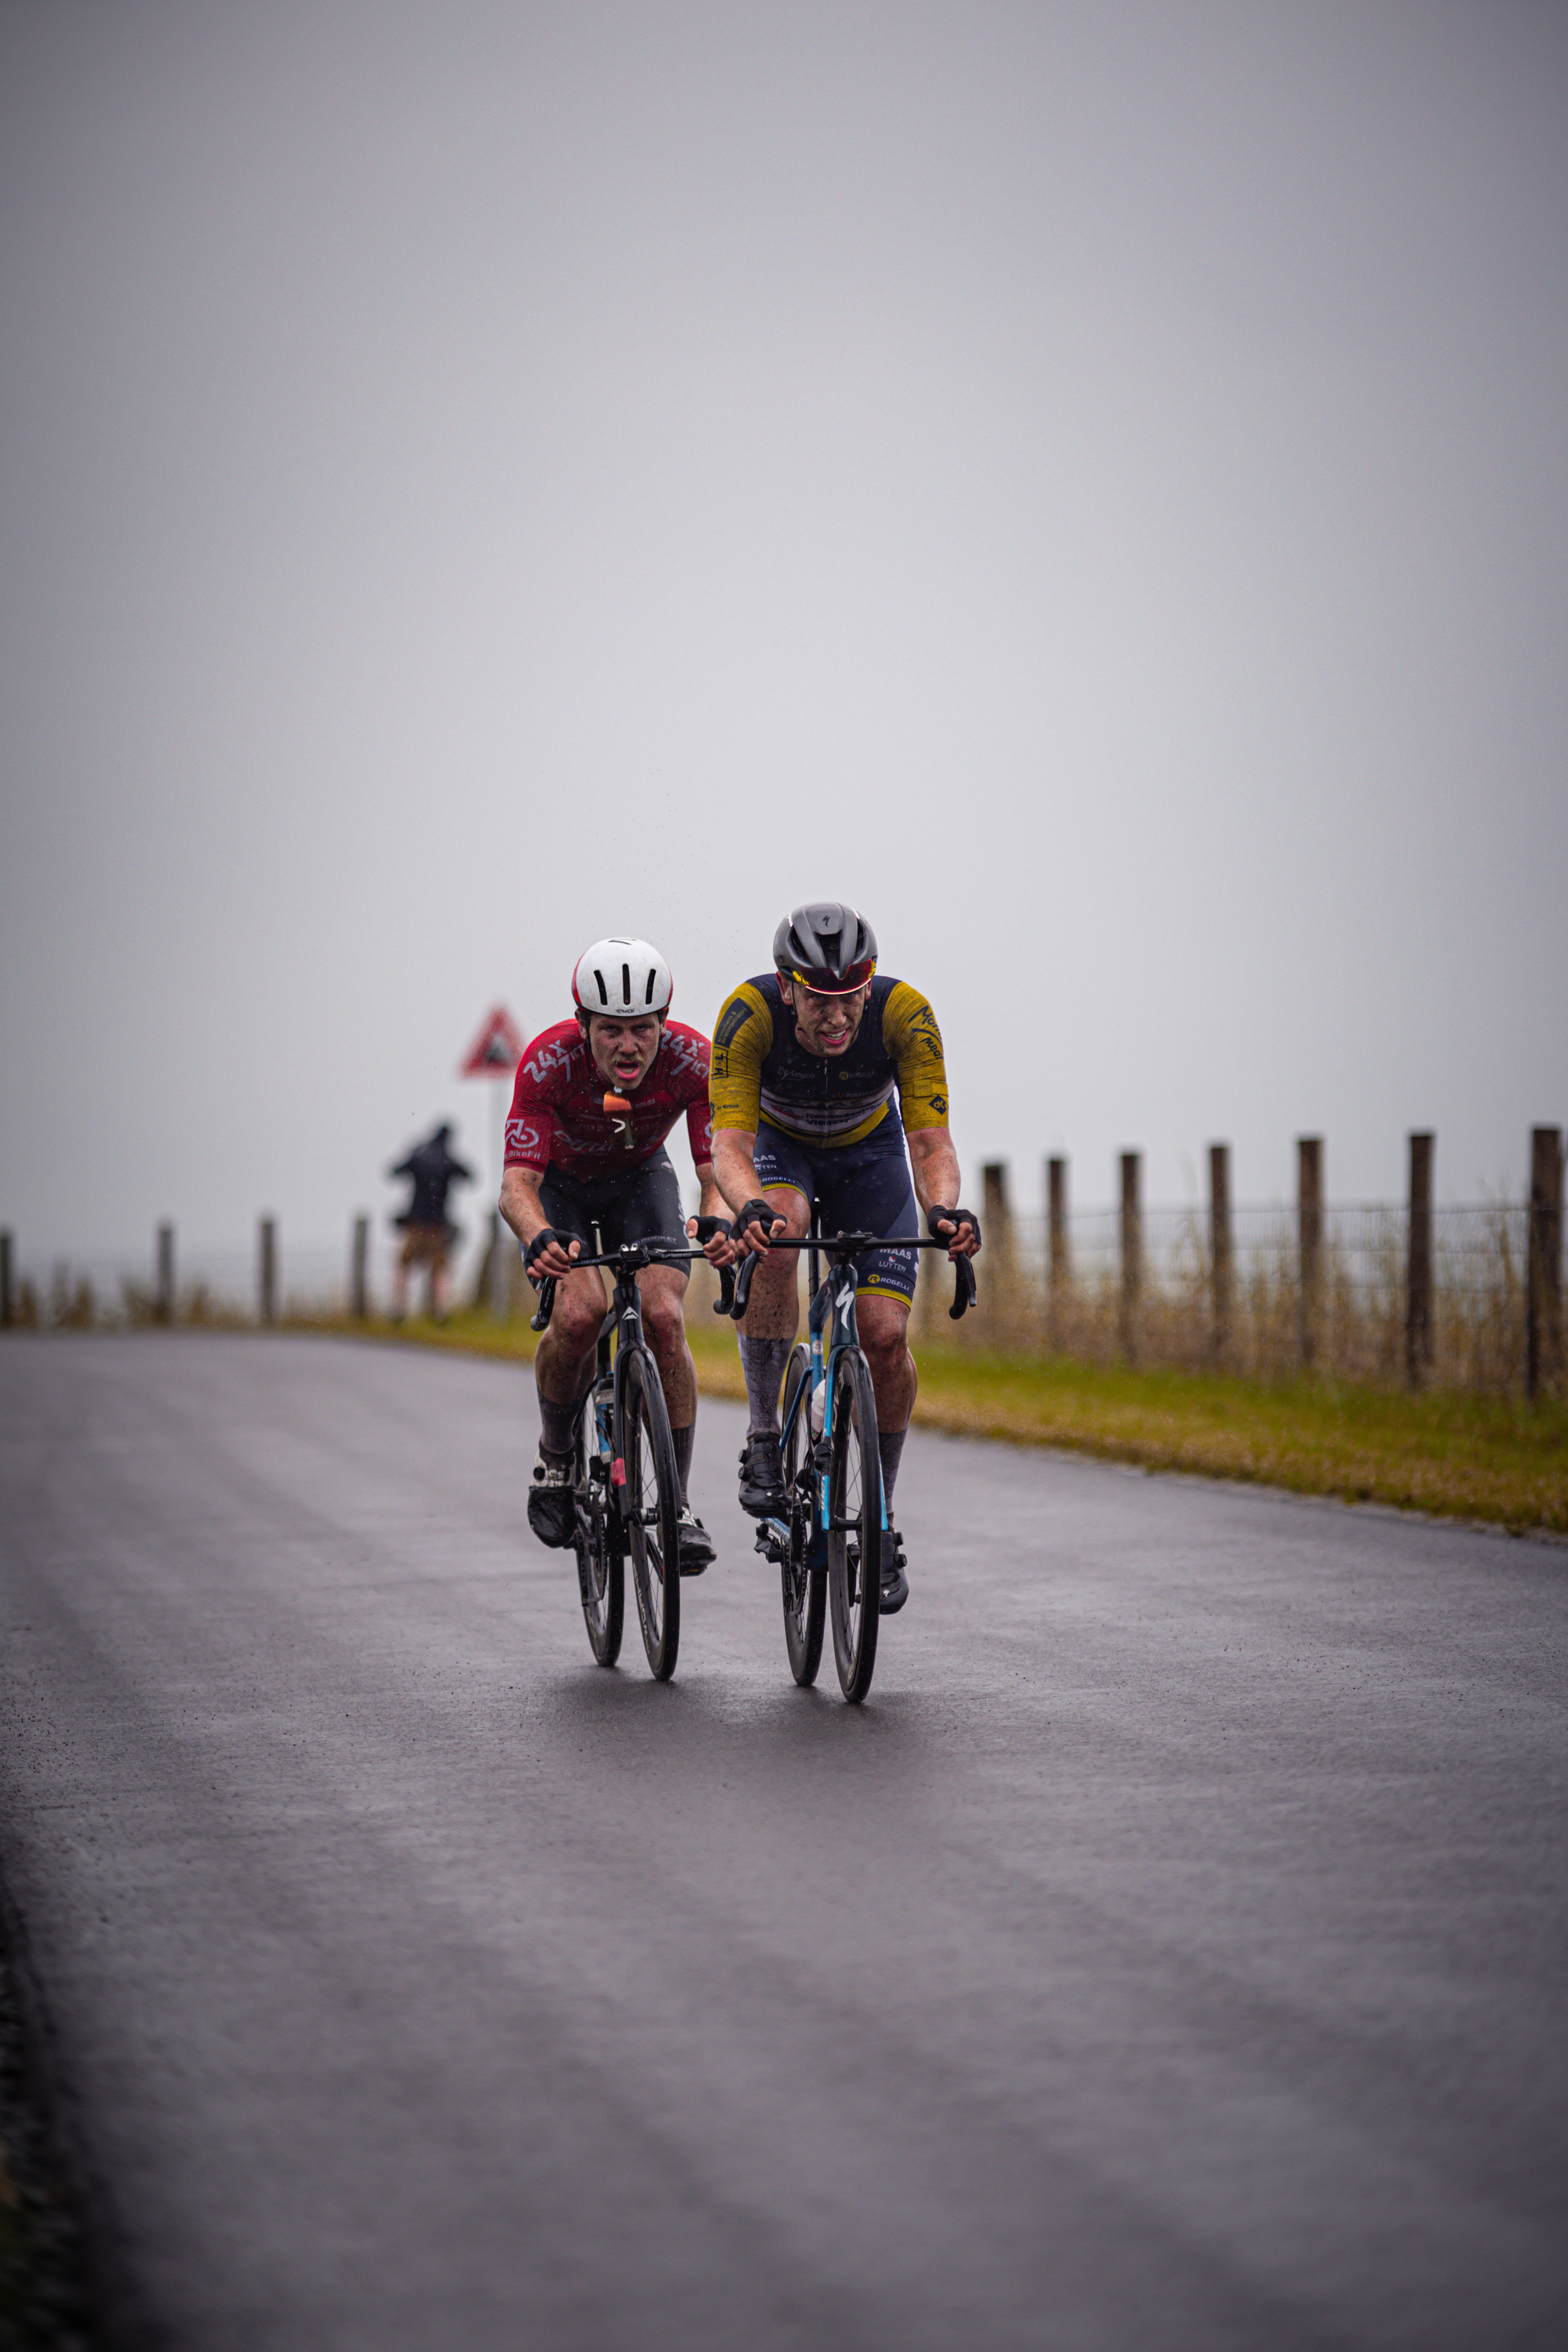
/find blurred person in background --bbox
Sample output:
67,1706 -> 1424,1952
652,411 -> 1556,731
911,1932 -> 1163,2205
388,1122 -> 473,1323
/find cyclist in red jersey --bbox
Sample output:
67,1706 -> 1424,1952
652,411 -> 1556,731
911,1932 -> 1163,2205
499,937 -> 731,1573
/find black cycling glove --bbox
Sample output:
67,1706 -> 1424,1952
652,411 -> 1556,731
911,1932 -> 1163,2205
524,1226 -> 574,1272
927,1204 -> 982,1247
690,1214 -> 732,1243
733,1198 -> 779,1243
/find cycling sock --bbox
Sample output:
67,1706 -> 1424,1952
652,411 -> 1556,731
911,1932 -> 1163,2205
670,1421 -> 694,1508
536,1388 -> 580,1458
739,1336 -> 793,1436
877,1425 -> 907,1504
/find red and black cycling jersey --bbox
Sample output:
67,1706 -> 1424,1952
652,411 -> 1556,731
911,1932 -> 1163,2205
503,1020 -> 713,1179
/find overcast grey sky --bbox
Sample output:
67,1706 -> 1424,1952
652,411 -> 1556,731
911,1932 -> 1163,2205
2,0 -> 1564,1258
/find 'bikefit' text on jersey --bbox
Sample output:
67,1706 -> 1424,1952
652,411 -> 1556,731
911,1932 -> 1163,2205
504,1021 -> 713,1178
707,974 -> 950,1146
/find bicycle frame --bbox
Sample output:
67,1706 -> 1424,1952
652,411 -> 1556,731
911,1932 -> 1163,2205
764,1229 -> 877,1567
532,1235 -> 731,1521
749,1207 -> 974,1563
533,1229 -> 733,1680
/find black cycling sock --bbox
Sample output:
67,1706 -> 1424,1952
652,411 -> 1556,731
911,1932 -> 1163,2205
739,1337 -> 793,1436
536,1386 -> 581,1458
670,1421 -> 694,1508
877,1425 -> 907,1504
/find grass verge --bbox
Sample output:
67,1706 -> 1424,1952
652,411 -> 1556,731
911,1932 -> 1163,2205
292,1311 -> 1568,1537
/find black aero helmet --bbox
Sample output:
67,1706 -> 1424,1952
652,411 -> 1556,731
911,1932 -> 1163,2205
773,902 -> 878,995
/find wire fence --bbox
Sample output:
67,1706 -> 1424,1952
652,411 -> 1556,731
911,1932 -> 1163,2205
2,1199 -> 1562,1399
913,1200 -> 1557,1396
0,1231 -> 488,1331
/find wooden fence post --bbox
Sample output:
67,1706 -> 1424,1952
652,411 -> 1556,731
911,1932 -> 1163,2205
1208,1143 -> 1232,1363
1406,1132 -> 1434,1389
1297,1138 -> 1323,1369
1526,1126 -> 1563,1399
1046,1156 -> 1069,1349
156,1221 -> 175,1326
1120,1151 -> 1142,1363
350,1214 -> 370,1320
0,1230 -> 12,1328
259,1217 -> 278,1327
981,1163 -> 1013,1341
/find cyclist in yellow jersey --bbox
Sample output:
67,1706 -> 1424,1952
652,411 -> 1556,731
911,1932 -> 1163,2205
704,902 -> 981,1614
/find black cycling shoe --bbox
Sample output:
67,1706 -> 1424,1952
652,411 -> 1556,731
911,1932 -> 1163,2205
527,1445 -> 576,1549
878,1519 -> 909,1615
737,1432 -> 786,1517
677,1508 -> 716,1575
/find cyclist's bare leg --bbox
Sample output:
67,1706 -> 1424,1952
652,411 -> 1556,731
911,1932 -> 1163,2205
733,1188 -> 808,1453
857,1293 -> 916,1436
534,1265 -> 611,1439
733,1185 -> 808,1339
635,1262 -> 694,1422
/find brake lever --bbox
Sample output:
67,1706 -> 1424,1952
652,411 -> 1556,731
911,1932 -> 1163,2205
530,1276 -> 557,1334
728,1251 -> 759,1319
949,1255 -> 977,1320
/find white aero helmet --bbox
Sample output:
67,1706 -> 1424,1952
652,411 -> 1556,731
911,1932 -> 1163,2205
571,936 -> 674,1019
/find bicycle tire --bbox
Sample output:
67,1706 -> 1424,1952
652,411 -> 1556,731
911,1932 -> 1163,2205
827,1347 -> 882,1703
620,1345 -> 682,1682
779,1345 -> 824,1687
574,1393 -> 623,1668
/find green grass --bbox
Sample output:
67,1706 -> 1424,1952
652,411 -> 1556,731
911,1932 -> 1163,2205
296,1310 -> 1568,1537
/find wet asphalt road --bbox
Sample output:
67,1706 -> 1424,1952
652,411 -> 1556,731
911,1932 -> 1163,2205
0,1332 -> 1563,2351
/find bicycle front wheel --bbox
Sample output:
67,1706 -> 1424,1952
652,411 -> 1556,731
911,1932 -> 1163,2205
574,1393 -> 623,1668
620,1345 -> 682,1682
779,1345 -> 824,1686
827,1347 -> 883,1703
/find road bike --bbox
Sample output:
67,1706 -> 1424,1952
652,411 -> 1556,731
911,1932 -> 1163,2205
728,1211 -> 975,1703
532,1236 -> 736,1682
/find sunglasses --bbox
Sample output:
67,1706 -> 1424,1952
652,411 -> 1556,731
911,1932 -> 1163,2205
786,962 -> 876,997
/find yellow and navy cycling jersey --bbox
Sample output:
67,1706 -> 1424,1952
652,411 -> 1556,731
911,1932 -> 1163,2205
708,972 -> 950,1145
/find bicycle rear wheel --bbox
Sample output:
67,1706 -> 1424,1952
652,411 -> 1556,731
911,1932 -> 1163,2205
574,1390 -> 623,1668
827,1347 -> 882,1703
621,1345 -> 681,1681
779,1346 -> 824,1686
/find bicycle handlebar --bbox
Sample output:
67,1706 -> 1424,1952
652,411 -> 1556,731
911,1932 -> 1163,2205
726,1233 -> 976,1323
529,1240 -> 737,1334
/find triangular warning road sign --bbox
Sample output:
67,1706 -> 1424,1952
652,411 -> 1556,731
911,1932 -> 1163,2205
459,1004 -> 526,1078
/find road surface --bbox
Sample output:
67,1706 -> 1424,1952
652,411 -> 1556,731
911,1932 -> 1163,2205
0,1333 -> 1563,2350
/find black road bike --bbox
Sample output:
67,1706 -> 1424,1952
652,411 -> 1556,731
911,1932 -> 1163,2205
532,1237 -> 736,1681
728,1212 -> 975,1703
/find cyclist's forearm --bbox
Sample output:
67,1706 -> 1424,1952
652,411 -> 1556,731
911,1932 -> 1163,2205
499,1166 -> 550,1247
905,1127 -> 962,1220
694,1169 -> 729,1224
710,1131 -> 761,1217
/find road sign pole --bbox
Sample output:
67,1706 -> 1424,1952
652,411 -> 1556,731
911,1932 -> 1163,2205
488,1077 -> 507,1319
458,1005 -> 525,1327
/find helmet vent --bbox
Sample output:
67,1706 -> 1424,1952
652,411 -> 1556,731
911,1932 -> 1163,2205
622,962 -> 632,1007
644,967 -> 656,1005
594,968 -> 608,1006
